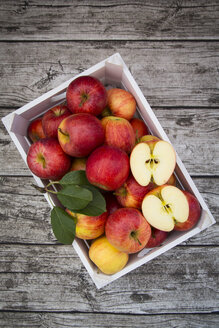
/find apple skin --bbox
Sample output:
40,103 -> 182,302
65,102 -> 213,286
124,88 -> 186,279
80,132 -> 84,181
174,191 -> 201,231
104,192 -> 122,216
101,116 -> 135,153
105,208 -> 151,254
145,228 -> 168,248
140,135 -> 160,143
27,117 -> 46,143
89,236 -> 129,275
115,174 -> 155,209
66,209 -> 107,240
115,172 -> 175,209
27,138 -> 71,180
130,118 -> 149,140
42,104 -> 71,138
139,135 -> 161,152
66,76 -> 107,116
58,113 -> 104,157
86,145 -> 130,191
103,88 -> 136,121
70,157 -> 87,171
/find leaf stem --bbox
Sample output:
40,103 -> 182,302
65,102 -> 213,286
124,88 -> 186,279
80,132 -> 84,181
47,192 -> 55,208
46,181 -> 60,188
45,187 -> 58,194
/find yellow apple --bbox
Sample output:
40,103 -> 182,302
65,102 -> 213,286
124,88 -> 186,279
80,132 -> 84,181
89,236 -> 129,275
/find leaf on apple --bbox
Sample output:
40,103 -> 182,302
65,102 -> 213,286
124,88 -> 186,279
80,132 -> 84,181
59,170 -> 90,186
51,206 -> 76,244
57,185 -> 93,211
73,185 -> 106,216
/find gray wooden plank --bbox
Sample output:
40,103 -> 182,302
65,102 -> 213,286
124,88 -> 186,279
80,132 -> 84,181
0,244 -> 218,313
0,312 -> 218,328
1,107 -> 218,176
0,0 -> 218,41
0,42 -> 218,108
0,176 -> 218,245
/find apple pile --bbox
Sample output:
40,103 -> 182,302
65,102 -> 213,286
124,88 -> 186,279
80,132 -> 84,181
26,75 -> 201,276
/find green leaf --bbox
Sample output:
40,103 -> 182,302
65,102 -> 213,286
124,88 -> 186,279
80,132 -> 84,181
73,185 -> 106,216
57,185 -> 93,211
59,170 -> 90,186
51,206 -> 76,244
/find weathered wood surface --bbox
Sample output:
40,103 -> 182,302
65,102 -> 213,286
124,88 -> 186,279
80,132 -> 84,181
0,0 -> 218,324
0,0 -> 219,41
0,313 -> 218,328
0,176 -> 218,245
0,244 -> 218,313
0,42 -> 218,108
1,107 -> 219,176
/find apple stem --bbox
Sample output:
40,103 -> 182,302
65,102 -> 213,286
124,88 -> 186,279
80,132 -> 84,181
58,128 -> 69,137
136,237 -> 142,246
79,93 -> 89,107
130,231 -> 142,246
135,130 -> 141,144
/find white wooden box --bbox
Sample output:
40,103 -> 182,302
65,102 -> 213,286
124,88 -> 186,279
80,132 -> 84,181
2,53 -> 216,289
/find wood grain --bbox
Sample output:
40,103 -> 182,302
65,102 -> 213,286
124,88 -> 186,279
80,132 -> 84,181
0,0 -> 218,41
0,176 -> 218,245
0,0 -> 218,322
1,107 -> 218,176
0,42 -> 218,108
0,312 -> 218,328
0,244 -> 218,313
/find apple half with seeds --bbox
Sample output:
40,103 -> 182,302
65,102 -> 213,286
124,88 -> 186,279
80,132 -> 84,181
130,137 -> 176,186
142,185 -> 189,232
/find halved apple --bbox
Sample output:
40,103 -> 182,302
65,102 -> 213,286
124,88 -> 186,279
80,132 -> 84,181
142,185 -> 189,232
130,138 -> 176,186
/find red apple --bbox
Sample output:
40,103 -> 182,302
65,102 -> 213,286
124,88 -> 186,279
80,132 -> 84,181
130,118 -> 149,140
105,208 -> 151,254
103,88 -> 136,120
42,104 -> 71,138
104,192 -> 121,216
101,116 -> 135,153
66,76 -> 107,116
27,117 -> 46,143
66,209 -> 107,240
86,145 -> 130,191
58,113 -> 104,157
115,174 -> 155,209
27,138 -> 71,180
145,228 -> 168,248
70,157 -> 87,171
174,190 -> 201,231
